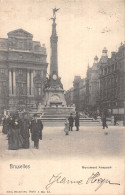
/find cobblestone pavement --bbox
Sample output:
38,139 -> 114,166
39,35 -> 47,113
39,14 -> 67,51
0,125 -> 125,160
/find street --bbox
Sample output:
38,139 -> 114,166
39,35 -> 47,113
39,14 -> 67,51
0,125 -> 125,160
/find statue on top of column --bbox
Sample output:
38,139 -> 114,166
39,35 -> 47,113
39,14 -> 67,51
49,7 -> 60,22
53,8 -> 60,18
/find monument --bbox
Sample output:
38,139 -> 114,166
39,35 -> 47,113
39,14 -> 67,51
43,8 -> 75,115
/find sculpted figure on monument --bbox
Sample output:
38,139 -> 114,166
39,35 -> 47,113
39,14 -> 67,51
43,77 -> 51,90
53,8 -> 60,18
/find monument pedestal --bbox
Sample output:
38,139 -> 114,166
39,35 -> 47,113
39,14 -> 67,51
44,86 -> 75,116
44,86 -> 66,107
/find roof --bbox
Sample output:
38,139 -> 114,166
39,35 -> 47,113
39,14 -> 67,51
7,29 -> 33,38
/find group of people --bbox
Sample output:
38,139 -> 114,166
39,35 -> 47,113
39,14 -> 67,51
2,111 -> 80,148
2,113 -> 43,150
68,112 -> 80,131
2,110 -> 118,146
64,112 -> 80,135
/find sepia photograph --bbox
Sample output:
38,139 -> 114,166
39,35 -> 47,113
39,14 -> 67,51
0,0 -> 125,194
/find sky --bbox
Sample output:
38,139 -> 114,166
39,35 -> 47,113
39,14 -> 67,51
0,0 -> 124,90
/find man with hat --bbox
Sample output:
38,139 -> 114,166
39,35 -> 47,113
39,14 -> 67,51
20,112 -> 30,149
74,112 -> 80,131
68,113 -> 74,131
30,114 -> 43,149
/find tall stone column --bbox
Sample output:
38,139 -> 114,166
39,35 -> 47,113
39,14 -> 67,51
50,18 -> 58,76
9,70 -> 12,95
13,69 -> 16,95
27,70 -> 29,95
31,71 -> 34,95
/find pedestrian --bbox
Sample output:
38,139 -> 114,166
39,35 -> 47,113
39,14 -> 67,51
74,112 -> 80,131
68,113 -> 74,131
20,112 -> 30,149
30,114 -> 43,149
64,119 -> 69,135
8,113 -> 23,150
2,116 -> 8,134
114,115 -> 119,126
102,113 -> 108,134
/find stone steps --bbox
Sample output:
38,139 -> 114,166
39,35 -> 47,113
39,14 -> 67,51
39,117 -> 100,126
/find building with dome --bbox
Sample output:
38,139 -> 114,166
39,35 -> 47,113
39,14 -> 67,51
0,29 -> 48,113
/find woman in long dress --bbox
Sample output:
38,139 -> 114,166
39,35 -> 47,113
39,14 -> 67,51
2,116 -> 8,134
8,115 -> 23,150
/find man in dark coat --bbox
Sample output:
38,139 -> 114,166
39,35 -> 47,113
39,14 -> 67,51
102,113 -> 108,129
68,113 -> 74,131
30,114 -> 43,149
114,114 -> 119,126
20,112 -> 30,149
75,112 -> 80,131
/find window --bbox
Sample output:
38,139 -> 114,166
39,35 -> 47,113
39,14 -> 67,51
114,89 -> 116,97
115,62 -> 117,70
115,76 -> 118,85
19,55 -> 23,59
109,78 -> 111,87
34,45 -> 40,52
3,81 -> 6,87
38,88 -> 41,95
19,69 -> 23,74
18,41 -> 23,49
0,69 -> 5,73
17,82 -> 26,95
112,64 -> 114,72
104,68 -> 107,75
108,67 -> 110,73
35,87 -> 41,96
36,70 -> 40,76
120,64 -> 122,70
36,57 -> 41,62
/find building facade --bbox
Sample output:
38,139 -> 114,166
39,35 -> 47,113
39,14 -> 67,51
65,76 -> 86,112
85,56 -> 100,112
73,76 -> 81,111
0,29 -> 48,113
64,87 -> 74,107
65,43 -> 125,120
79,78 -> 86,111
98,43 -> 125,118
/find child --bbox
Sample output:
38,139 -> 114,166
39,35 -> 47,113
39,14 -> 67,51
64,120 -> 69,135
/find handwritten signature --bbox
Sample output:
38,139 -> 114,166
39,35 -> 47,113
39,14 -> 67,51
45,172 -> 120,191
86,172 -> 120,191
